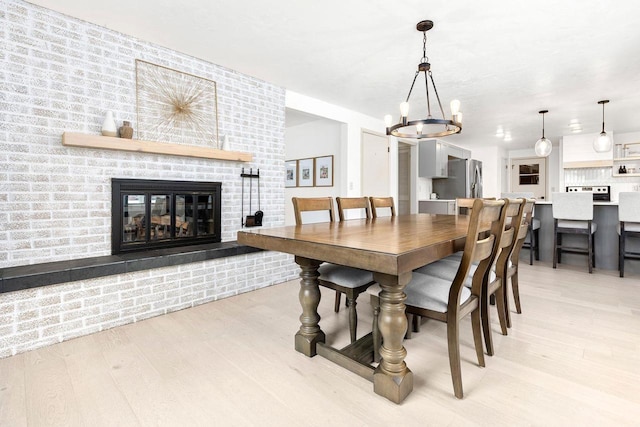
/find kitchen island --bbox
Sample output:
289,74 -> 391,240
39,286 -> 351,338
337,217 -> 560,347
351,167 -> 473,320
532,201 -> 639,274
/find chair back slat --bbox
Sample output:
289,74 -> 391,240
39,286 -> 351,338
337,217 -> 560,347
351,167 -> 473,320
369,197 -> 396,218
336,197 -> 371,221
472,235 -> 496,263
292,197 -> 335,225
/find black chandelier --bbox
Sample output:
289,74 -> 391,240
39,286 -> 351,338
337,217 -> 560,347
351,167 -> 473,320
384,20 -> 462,139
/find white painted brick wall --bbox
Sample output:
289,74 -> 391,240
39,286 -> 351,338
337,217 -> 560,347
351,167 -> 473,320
0,0 -> 300,358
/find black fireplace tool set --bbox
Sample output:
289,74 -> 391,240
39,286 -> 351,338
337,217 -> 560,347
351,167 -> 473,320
241,168 -> 263,227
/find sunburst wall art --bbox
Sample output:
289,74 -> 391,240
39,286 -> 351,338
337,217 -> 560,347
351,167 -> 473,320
135,59 -> 219,148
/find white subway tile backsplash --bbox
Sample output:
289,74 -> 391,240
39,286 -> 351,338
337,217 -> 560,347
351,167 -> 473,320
564,166 -> 640,201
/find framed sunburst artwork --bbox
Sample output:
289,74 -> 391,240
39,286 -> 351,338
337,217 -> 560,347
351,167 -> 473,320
135,59 -> 219,148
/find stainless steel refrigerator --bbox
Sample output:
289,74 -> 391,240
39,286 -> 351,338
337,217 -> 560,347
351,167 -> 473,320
432,158 -> 483,199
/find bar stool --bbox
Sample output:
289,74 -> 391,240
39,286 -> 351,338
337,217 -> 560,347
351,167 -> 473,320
618,192 -> 640,277
552,192 -> 596,273
501,192 -> 539,265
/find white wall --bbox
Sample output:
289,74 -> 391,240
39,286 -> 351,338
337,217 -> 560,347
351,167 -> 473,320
285,91 -> 392,202
284,118 -> 344,225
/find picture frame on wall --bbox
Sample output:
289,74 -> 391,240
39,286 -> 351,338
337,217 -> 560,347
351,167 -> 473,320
285,160 -> 297,187
298,158 -> 314,187
314,155 -> 334,187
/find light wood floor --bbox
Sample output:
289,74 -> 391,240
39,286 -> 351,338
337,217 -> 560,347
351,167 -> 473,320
2,262 -> 640,426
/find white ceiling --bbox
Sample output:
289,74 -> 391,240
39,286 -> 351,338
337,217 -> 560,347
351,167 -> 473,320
29,0 -> 640,150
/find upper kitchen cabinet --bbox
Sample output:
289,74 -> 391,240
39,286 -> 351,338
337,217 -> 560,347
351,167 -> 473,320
419,139 -> 470,178
562,133 -> 614,168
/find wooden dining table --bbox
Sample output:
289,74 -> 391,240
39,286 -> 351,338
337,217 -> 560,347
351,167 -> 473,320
237,213 -> 471,403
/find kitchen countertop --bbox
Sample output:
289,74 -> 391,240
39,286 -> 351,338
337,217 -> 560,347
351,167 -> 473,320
418,199 -> 456,202
535,200 -> 618,206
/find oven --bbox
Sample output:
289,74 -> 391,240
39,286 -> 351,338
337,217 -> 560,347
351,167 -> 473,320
565,185 -> 611,201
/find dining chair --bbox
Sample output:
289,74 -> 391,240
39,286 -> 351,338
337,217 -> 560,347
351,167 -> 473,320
503,198 -> 535,328
501,192 -> 539,265
552,192 -> 596,273
414,198 -> 524,356
291,197 -> 375,343
369,196 -> 396,218
370,198 -> 507,398
334,196 -> 373,310
455,197 -> 495,215
618,192 -> 640,277
336,196 -> 371,221
456,197 -> 476,215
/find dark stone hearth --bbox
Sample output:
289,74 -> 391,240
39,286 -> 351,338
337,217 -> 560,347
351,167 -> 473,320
0,242 -> 262,294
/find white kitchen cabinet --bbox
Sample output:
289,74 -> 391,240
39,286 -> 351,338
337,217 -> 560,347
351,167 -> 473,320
419,139 -> 448,178
418,200 -> 456,214
418,140 -> 469,178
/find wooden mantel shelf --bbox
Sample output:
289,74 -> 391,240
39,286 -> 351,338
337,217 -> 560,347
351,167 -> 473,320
62,132 -> 252,162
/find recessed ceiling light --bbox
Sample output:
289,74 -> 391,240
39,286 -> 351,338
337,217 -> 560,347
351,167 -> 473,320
495,126 -> 504,137
504,131 -> 512,142
571,127 -> 582,133
569,119 -> 581,129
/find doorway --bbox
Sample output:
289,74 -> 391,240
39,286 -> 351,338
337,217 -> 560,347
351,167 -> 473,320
361,130 -> 390,199
510,157 -> 547,199
398,143 -> 411,215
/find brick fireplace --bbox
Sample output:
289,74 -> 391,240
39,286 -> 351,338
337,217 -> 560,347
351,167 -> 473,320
0,0 -> 297,358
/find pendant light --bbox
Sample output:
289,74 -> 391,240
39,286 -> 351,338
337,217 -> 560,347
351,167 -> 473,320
593,100 -> 612,152
384,20 -> 462,139
534,110 -> 552,157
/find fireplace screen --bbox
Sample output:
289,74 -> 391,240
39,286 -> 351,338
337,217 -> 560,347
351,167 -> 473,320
112,179 -> 221,254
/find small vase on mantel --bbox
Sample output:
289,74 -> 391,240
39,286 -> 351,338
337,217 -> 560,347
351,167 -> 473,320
101,111 -> 117,137
119,121 -> 134,139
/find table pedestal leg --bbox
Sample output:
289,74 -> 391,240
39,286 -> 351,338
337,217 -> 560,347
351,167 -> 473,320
294,256 -> 325,357
373,272 -> 413,403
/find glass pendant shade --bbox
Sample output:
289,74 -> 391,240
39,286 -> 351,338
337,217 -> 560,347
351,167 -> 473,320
535,137 -> 552,157
593,131 -> 612,152
534,110 -> 551,157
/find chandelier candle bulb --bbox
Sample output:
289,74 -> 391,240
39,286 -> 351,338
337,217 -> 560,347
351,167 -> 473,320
384,114 -> 393,128
450,99 -> 461,115
400,102 -> 410,118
